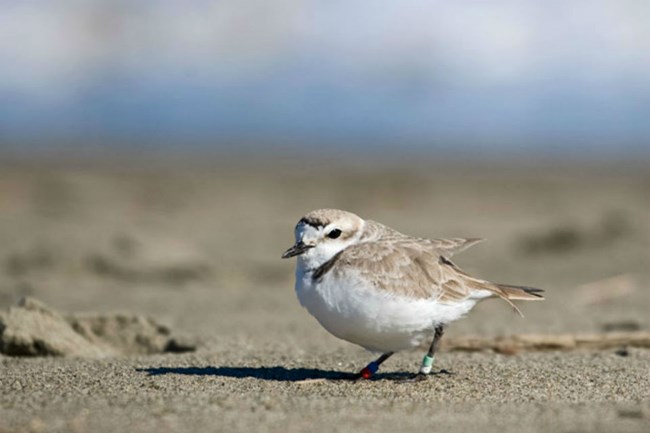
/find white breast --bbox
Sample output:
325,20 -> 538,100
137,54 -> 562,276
295,264 -> 479,353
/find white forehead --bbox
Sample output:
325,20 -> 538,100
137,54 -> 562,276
295,222 -> 321,240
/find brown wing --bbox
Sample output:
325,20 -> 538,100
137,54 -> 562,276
427,237 -> 484,258
362,221 -> 483,258
327,240 -> 490,303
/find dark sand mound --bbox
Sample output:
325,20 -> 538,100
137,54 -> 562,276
0,297 -> 195,357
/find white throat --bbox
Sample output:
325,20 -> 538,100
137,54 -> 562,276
297,243 -> 344,271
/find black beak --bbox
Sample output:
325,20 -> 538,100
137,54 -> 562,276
281,242 -> 313,259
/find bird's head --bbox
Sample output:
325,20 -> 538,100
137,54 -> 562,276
282,209 -> 365,269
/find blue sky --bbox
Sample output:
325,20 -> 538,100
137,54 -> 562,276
1,1 -> 649,156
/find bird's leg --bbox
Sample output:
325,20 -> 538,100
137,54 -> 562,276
420,324 -> 445,375
355,352 -> 394,380
401,325 -> 446,382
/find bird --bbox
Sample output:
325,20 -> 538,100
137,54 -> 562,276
282,208 -> 544,381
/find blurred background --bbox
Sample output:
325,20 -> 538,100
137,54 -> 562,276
1,0 -> 649,158
0,1 -> 648,342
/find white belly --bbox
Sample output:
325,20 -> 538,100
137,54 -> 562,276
295,268 -> 479,353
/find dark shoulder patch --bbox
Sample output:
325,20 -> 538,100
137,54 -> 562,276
439,255 -> 456,267
313,251 -> 344,281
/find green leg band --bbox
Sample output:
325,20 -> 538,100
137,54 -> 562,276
420,355 -> 435,374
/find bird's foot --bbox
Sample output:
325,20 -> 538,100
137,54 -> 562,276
351,361 -> 380,380
397,372 -> 429,383
350,368 -> 373,381
397,369 -> 453,383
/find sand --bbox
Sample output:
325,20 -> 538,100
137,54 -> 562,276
0,158 -> 649,432
2,350 -> 649,433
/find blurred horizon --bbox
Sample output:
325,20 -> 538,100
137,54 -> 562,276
1,1 -> 649,160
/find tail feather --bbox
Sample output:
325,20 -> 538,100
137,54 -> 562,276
497,284 -> 545,301
451,262 -> 544,317
472,282 -> 544,317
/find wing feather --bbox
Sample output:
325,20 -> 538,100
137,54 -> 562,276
321,235 -> 534,316
427,237 -> 484,257
328,239 -> 485,302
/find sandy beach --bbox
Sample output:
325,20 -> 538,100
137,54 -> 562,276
1,159 -> 649,432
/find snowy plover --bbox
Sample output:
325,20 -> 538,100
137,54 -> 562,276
282,209 -> 543,380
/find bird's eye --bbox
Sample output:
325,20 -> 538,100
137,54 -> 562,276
327,229 -> 342,239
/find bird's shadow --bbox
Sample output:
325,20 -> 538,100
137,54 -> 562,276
136,365 -> 450,382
